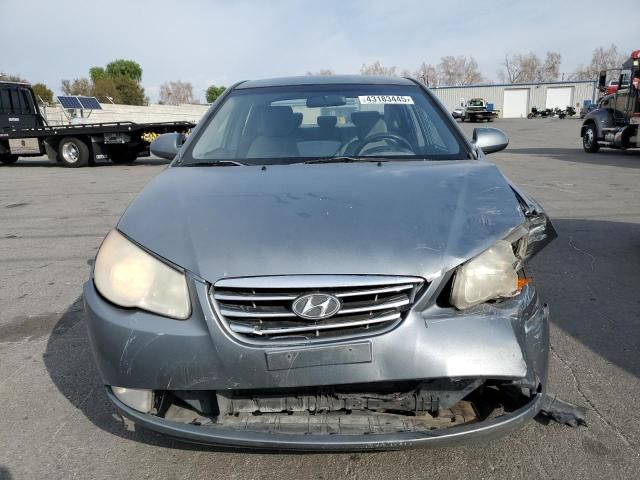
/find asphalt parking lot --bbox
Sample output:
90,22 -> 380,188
1,118 -> 639,479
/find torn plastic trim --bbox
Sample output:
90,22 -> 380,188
508,184 -> 558,262
106,386 -> 545,450
538,393 -> 587,427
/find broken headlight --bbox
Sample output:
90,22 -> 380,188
450,240 -> 520,310
94,230 -> 191,319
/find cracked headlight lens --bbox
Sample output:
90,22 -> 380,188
94,230 -> 191,319
450,240 -> 519,310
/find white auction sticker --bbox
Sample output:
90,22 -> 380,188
358,95 -> 414,105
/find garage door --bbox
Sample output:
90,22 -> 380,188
502,89 -> 529,118
545,87 -> 573,109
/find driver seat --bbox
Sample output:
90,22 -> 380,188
346,111 -> 388,155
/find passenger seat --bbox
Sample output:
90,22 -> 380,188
246,106 -> 300,158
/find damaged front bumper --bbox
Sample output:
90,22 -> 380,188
84,274 -> 550,450
107,385 -> 544,450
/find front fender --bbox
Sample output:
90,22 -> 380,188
581,109 -> 612,138
507,183 -> 557,261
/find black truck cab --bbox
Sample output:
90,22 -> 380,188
581,50 -> 640,152
0,81 -> 45,131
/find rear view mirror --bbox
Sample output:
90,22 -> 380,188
306,95 -> 346,108
150,132 -> 183,160
472,127 -> 509,154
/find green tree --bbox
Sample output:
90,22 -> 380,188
32,83 -> 54,104
92,77 -> 122,103
113,76 -> 146,105
60,59 -> 147,105
206,85 -> 226,103
105,59 -> 142,82
89,67 -> 107,83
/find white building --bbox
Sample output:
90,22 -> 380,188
430,80 -> 597,118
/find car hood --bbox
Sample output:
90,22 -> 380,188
117,161 -> 525,283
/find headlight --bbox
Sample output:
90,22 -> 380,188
94,230 -> 191,319
450,240 -> 519,310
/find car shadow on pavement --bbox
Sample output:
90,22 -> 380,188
42,218 -> 639,449
528,218 -> 640,379
42,297 -> 318,454
505,148 -> 640,169
42,296 -> 215,452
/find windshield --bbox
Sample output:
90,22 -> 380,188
467,99 -> 484,107
185,84 -> 466,165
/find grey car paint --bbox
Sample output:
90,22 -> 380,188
116,161 -> 524,283
84,76 -> 558,449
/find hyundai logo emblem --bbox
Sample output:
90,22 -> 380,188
291,293 -> 341,320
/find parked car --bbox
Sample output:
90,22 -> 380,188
85,75 -> 557,450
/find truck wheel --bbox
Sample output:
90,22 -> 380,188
582,125 -> 600,153
0,155 -> 18,165
109,146 -> 138,164
58,137 -> 89,167
460,117 -> 464,122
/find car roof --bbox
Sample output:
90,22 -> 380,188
236,75 -> 416,89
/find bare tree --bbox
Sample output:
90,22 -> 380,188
540,52 -> 562,81
61,78 -> 93,96
360,61 -> 397,76
498,51 -> 561,83
306,69 -> 335,76
459,56 -> 485,85
438,56 -> 484,86
159,81 -> 197,105
498,53 -> 537,83
570,44 -> 627,80
412,62 -> 439,86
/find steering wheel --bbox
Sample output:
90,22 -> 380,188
352,132 -> 415,156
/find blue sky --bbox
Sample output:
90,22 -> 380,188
1,0 -> 637,101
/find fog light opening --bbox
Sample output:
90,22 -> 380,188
112,386 -> 154,413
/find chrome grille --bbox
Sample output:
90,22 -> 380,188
211,275 -> 425,342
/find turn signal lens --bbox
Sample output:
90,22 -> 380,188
517,277 -> 532,289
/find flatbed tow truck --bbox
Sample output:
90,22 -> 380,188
581,50 -> 640,153
0,80 -> 195,167
458,98 -> 497,122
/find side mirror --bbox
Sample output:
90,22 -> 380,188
598,70 -> 607,92
472,127 -> 509,154
150,132 -> 183,160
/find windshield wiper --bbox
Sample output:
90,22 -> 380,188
182,160 -> 245,167
304,156 -> 388,164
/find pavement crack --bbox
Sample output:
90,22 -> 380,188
550,345 -> 635,450
567,235 -> 595,270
